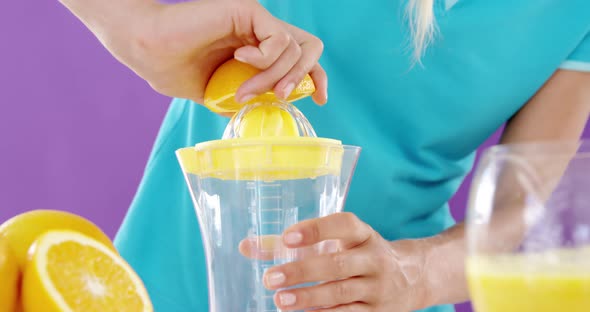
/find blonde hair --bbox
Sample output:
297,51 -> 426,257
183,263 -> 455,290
406,0 -> 436,62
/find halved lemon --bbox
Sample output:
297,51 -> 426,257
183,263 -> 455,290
203,58 -> 316,114
22,230 -> 152,312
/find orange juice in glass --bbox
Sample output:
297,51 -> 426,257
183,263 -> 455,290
467,248 -> 590,312
465,141 -> 590,312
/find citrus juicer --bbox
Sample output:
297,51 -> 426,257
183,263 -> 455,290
176,59 -> 361,311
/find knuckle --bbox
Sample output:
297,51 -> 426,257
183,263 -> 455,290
334,281 -> 353,301
342,212 -> 361,229
257,57 -> 275,69
292,41 -> 302,57
329,252 -> 348,276
309,221 -> 322,242
233,27 -> 256,46
275,31 -> 291,48
243,34 -> 259,46
289,67 -> 306,83
342,212 -> 371,240
311,35 -> 324,54
376,251 -> 393,269
367,281 -> 382,303
369,253 -> 387,274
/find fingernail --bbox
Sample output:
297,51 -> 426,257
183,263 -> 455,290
239,94 -> 255,103
265,271 -> 286,287
284,231 -> 303,245
282,83 -> 295,99
279,292 -> 296,306
235,55 -> 247,63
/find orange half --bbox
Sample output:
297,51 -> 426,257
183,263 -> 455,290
203,59 -> 315,114
23,230 -> 152,312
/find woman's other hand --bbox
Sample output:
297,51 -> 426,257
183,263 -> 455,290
242,212 -> 433,311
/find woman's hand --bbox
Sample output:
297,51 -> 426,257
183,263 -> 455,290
259,213 -> 431,311
60,0 -> 327,106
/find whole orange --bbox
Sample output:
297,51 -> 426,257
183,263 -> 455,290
0,237 -> 19,312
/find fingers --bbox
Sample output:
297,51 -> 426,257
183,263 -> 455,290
239,236 -> 331,261
234,6 -> 289,67
273,278 -> 373,311
311,303 -> 371,312
233,33 -> 290,69
239,235 -> 283,261
263,249 -> 374,290
282,212 -> 374,249
233,6 -> 327,104
310,63 -> 328,105
279,21 -> 327,104
236,38 -> 301,102
239,235 -> 300,261
273,37 -> 327,103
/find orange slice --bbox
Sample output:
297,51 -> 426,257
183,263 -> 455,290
22,230 -> 152,312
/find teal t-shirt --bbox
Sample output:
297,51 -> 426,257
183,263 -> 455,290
114,0 -> 590,311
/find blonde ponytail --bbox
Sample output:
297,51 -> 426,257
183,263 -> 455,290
406,0 -> 436,62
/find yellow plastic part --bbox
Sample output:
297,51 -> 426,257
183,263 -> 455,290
176,137 -> 344,181
238,105 -> 300,138
194,58 -> 339,181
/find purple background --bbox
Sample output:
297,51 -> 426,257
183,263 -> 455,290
1,2 -> 588,312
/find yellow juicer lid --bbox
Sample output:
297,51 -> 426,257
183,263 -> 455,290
177,100 -> 344,181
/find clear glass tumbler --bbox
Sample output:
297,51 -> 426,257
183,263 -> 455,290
466,140 -> 590,312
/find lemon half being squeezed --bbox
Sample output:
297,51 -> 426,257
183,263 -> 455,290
203,59 -> 316,114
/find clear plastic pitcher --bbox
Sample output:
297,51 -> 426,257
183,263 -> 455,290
466,140 -> 590,312
176,100 -> 361,311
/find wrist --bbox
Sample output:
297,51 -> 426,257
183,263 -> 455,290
388,238 -> 437,310
59,0 -> 160,44
418,235 -> 445,309
408,226 -> 470,308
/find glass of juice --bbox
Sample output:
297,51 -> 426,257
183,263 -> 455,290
466,140 -> 590,312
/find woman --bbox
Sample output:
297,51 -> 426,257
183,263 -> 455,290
59,0 -> 590,311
